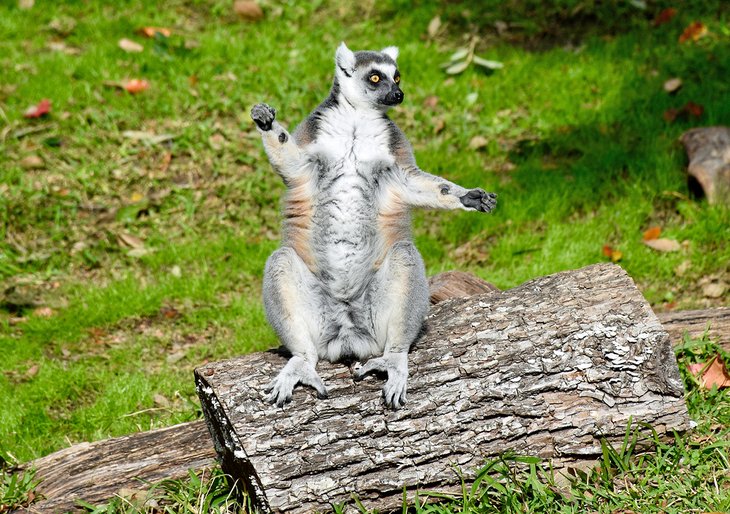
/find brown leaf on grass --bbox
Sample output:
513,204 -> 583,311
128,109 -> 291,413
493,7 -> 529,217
663,77 -> 682,93
423,95 -> 439,108
643,238 -> 681,252
32,306 -> 54,318
679,21 -> 708,43
159,306 -> 180,319
18,0 -> 35,10
26,364 -> 39,378
663,101 -> 704,122
117,232 -> 145,249
24,99 -> 51,118
123,79 -> 149,94
427,15 -> 442,38
702,282 -> 727,299
689,356 -> 730,389
652,7 -> 677,27
118,38 -> 144,53
602,245 -> 623,262
642,226 -> 661,241
20,155 -> 44,169
139,26 -> 171,38
469,135 -> 488,150
233,0 -> 264,21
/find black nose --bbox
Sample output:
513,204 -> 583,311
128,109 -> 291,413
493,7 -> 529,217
384,88 -> 404,105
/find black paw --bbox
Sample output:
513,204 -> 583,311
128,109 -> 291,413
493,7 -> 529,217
460,188 -> 497,213
251,103 -> 276,131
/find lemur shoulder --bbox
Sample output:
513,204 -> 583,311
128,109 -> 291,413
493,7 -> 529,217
251,43 -> 496,409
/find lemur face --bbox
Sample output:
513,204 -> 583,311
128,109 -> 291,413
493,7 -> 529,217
335,43 -> 404,111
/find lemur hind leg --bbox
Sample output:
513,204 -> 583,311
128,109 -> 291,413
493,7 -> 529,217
263,247 -> 328,406
353,241 -> 429,409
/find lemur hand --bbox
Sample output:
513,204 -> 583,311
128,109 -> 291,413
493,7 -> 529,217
264,355 -> 328,407
460,188 -> 497,213
251,103 -> 276,131
353,352 -> 409,410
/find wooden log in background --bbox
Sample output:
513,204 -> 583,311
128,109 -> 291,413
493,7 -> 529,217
194,263 -> 693,513
19,271 -> 728,513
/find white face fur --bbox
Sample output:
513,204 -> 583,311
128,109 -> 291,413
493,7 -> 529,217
334,43 -> 403,112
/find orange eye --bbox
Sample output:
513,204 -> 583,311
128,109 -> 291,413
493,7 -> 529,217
370,75 -> 380,83
394,75 -> 400,83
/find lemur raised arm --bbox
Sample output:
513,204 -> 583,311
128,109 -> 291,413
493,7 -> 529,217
251,43 -> 496,410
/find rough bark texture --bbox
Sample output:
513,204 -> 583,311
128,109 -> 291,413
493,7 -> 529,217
427,270 -> 499,304
195,263 -> 692,513
657,307 -> 730,351
680,126 -> 730,205
18,421 -> 215,513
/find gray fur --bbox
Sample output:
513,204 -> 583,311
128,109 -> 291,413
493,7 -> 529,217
251,43 -> 497,409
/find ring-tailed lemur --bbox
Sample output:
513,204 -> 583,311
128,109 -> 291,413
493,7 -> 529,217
251,43 -> 496,409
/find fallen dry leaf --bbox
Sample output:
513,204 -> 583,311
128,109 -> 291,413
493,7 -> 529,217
33,306 -> 54,318
702,282 -> 727,299
117,232 -> 145,249
423,95 -> 439,108
118,38 -> 144,53
679,21 -> 708,43
26,364 -> 39,378
642,226 -> 662,241
643,238 -> 681,252
140,26 -> 171,38
689,356 -> 730,389
663,101 -> 704,123
18,0 -> 34,9
602,245 -> 623,262
663,77 -> 682,93
123,78 -> 149,94
427,15 -> 442,38
20,155 -> 44,169
23,98 -> 51,118
233,0 -> 264,21
122,130 -> 175,144
653,7 -> 677,27
469,135 -> 488,150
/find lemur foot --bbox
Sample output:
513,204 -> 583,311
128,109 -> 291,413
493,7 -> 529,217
264,355 -> 328,407
250,103 -> 276,131
460,188 -> 497,213
353,352 -> 408,409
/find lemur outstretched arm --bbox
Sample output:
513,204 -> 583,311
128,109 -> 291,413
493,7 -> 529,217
399,167 -> 497,212
387,120 -> 496,212
251,104 -> 304,183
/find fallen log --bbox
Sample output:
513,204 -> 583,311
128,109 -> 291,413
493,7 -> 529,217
18,421 -> 215,513
657,307 -> 730,352
195,263 -> 693,513
18,271 -> 727,513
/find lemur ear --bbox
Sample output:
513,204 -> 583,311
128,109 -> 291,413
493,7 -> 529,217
381,46 -> 399,61
335,42 -> 356,75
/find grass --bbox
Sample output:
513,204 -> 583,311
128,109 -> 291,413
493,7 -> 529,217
0,0 -> 728,511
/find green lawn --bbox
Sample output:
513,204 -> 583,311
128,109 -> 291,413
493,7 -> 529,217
1,0 -> 728,512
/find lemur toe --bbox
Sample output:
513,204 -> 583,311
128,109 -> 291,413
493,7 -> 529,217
250,103 -> 276,131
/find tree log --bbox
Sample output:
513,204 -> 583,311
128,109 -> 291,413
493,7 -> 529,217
22,272 -> 727,513
680,126 -> 730,205
657,307 -> 730,352
194,263 -> 692,513
18,421 -> 215,513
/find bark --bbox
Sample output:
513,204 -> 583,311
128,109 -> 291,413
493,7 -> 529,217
427,270 -> 499,304
195,263 -> 692,513
680,126 -> 730,205
17,421 -> 215,513
657,307 -> 730,351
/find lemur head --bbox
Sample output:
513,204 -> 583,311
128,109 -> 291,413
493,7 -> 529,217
334,42 -> 403,112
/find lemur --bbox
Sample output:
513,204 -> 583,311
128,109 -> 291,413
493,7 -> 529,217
251,43 -> 497,410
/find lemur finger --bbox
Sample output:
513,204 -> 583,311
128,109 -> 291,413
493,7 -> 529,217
353,357 -> 387,381
301,372 -> 329,399
250,103 -> 276,131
